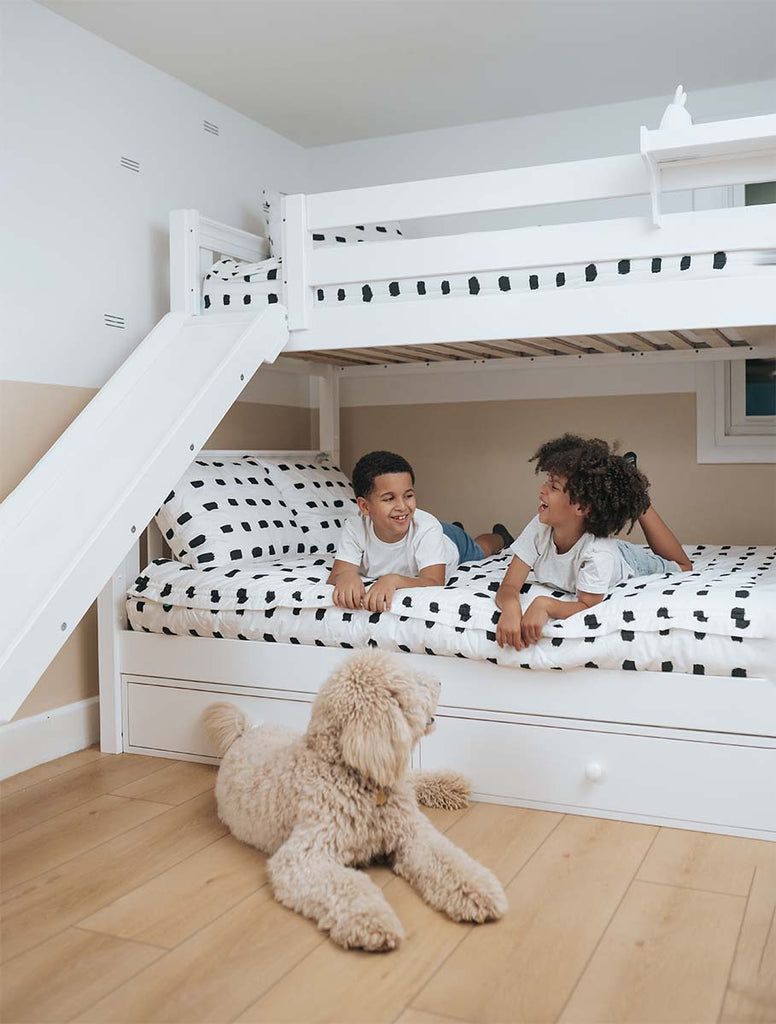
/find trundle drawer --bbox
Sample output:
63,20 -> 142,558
124,679 -> 313,758
421,715 -> 776,834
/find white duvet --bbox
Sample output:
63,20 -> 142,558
126,544 -> 775,678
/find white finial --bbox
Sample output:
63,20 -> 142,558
659,85 -> 693,131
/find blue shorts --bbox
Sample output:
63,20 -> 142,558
441,521 -> 485,565
616,540 -> 680,577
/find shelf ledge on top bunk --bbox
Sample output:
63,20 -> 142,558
640,113 -> 776,225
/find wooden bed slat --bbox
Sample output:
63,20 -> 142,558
281,324 -> 773,367
600,333 -> 658,352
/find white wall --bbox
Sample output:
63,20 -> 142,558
1,0 -> 309,389
309,78 -> 776,236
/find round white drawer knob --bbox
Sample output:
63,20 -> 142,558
585,762 -> 604,782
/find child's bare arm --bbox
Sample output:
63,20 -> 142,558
638,506 -> 692,571
521,591 -> 604,645
495,557 -> 531,649
328,559 -> 366,609
363,564 -> 445,613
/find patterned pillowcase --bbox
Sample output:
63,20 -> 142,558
155,456 -> 308,567
259,458 -> 359,555
261,189 -> 403,256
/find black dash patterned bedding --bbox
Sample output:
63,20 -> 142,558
201,248 -> 773,314
155,455 -> 358,566
126,544 -> 776,678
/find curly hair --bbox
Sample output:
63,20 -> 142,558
530,434 -> 650,537
351,450 -> 415,499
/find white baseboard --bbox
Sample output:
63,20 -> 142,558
0,697 -> 100,780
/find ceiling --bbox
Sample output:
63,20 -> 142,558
39,0 -> 776,146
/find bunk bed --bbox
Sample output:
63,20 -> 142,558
7,105 -> 776,838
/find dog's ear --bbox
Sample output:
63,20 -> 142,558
340,701 -> 413,788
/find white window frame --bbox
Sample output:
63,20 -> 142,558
728,358 -> 776,435
696,360 -> 776,463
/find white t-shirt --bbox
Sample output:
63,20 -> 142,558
335,509 -> 459,582
510,516 -> 634,595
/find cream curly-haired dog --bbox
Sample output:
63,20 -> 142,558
204,651 -> 507,951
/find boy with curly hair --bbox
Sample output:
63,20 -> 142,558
329,450 -> 513,613
496,434 -> 691,650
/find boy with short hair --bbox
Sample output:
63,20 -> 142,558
496,434 -> 691,650
329,450 -> 513,612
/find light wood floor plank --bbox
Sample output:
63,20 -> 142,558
720,854 -> 776,1023
394,1010 -> 471,1024
72,888 -> 324,1023
560,881 -> 745,1022
78,834 -> 266,949
111,760 -> 218,804
1,794 -> 169,891
412,816 -> 657,1023
442,803 -> 563,885
1,791 -> 225,962
421,805 -> 469,833
0,753 -> 169,839
235,804 -> 559,1023
234,876 -> 470,1024
0,746 -> 106,798
638,827 -> 769,896
0,927 -> 162,1023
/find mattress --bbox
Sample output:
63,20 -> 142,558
201,249 -> 772,313
126,544 -> 776,678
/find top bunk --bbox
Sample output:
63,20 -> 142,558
173,102 -> 776,368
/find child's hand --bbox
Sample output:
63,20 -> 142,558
521,597 -> 550,646
496,607 -> 524,650
332,575 -> 366,610
364,574 -> 399,613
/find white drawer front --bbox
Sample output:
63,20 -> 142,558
126,680 -> 313,757
422,716 -> 776,833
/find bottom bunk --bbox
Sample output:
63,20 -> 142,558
102,450 -> 776,841
118,633 -> 776,842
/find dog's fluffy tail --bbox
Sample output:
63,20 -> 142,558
407,769 -> 472,811
203,702 -> 251,756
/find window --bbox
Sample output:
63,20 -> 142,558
728,358 -> 776,434
697,359 -> 776,463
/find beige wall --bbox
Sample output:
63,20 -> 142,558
1,380 -> 312,720
341,393 -> 776,547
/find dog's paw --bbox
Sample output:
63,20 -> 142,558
448,870 -> 508,923
330,906 -> 405,952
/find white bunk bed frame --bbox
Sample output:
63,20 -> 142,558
95,110 -> 774,841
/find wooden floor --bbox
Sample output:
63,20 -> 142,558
1,750 -> 774,1024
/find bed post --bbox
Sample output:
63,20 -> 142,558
318,366 -> 340,464
97,544 -> 139,753
169,209 -> 202,315
282,194 -> 312,331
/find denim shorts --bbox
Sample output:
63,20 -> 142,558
617,540 -> 680,577
441,521 -> 485,565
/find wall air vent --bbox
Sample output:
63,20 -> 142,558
104,314 -> 126,329
203,120 -> 219,136
120,157 -> 140,172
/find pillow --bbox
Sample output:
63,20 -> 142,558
155,456 -> 308,567
259,457 -> 359,555
261,189 -> 403,257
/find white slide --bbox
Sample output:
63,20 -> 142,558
0,306 -> 288,721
